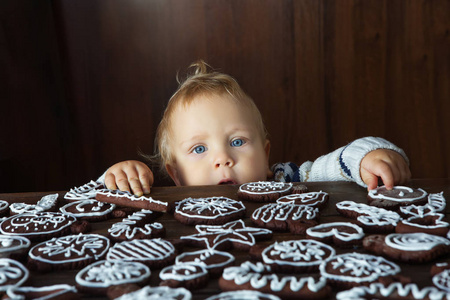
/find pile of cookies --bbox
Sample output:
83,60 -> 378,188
0,181 -> 449,300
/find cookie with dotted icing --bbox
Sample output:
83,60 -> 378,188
219,261 -> 331,299
75,260 -> 150,295
173,197 -> 246,226
337,282 -> 450,300
65,180 -> 105,201
159,263 -> 209,290
363,232 -> 450,263
276,191 -> 328,210
28,233 -> 110,272
367,186 -> 428,211
175,249 -> 235,278
254,239 -> 336,273
0,235 -> 30,259
319,252 -> 401,289
96,189 -> 170,212
60,199 -> 115,222
206,290 -> 281,300
180,219 -> 272,251
306,222 -> 365,248
108,209 -> 165,242
237,181 -> 293,202
0,212 -> 77,242
3,284 -> 79,300
251,202 -> 319,234
432,269 -> 450,293
336,200 -> 401,233
9,193 -> 59,215
114,286 -> 192,300
106,238 -> 176,269
0,258 -> 29,292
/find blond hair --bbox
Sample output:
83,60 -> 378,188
150,60 -> 268,176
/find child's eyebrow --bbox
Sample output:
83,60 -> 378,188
179,134 -> 208,148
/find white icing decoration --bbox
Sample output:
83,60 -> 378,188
29,234 -> 110,264
0,235 -> 30,254
159,263 -> 207,281
319,252 -> 400,283
252,202 -> 318,223
60,200 -> 115,217
336,201 -> 401,226
96,189 -> 168,207
176,197 -> 245,219
175,249 -> 234,270
106,238 -> 174,262
108,209 -> 162,239
115,286 -> 192,300
433,269 -> 450,292
306,222 -> 364,242
4,284 -> 77,300
75,260 -> 150,288
205,290 -> 281,300
64,180 -> 104,200
276,191 -> 328,207
400,192 -> 447,217
0,258 -> 29,292
239,181 -> 293,195
0,200 -> 9,211
368,186 -> 427,202
337,282 -> 450,299
385,232 -> 450,251
222,261 -> 328,293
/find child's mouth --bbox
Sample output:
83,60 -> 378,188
218,179 -> 237,185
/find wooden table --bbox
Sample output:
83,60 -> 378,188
1,178 -> 449,299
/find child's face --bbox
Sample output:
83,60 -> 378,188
165,94 -> 270,186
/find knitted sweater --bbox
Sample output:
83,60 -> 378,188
271,137 -> 409,188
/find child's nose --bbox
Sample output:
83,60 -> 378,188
214,152 -> 234,168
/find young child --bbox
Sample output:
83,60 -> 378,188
101,61 -> 411,196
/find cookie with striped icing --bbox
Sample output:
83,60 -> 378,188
174,197 -> 246,226
65,180 -> 104,201
367,186 -> 428,211
237,181 -> 293,202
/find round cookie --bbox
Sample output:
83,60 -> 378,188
0,200 -> 9,216
3,284 -> 78,300
174,197 -> 246,226
60,199 -> 115,222
0,258 -> 29,292
306,222 -> 364,248
237,181 -> 293,202
28,233 -> 110,272
0,212 -> 77,242
220,261 -> 331,299
75,260 -> 151,296
319,252 -> 401,289
276,191 -> 328,209
175,249 -> 235,278
367,186 -> 428,211
159,263 -> 209,290
206,290 -> 281,300
0,235 -> 30,259
106,238 -> 176,269
113,286 -> 192,300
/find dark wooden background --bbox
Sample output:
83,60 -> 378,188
1,0 -> 449,193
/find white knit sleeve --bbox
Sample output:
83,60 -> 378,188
300,137 -> 409,187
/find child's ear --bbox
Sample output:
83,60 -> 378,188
165,163 -> 182,186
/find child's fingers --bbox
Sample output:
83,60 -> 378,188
136,165 -> 153,194
362,173 -> 379,191
104,173 -> 118,190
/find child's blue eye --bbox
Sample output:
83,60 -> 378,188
193,145 -> 206,154
231,139 -> 245,147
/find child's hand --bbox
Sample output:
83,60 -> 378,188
360,149 -> 411,191
104,160 -> 154,196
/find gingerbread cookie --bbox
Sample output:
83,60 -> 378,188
319,252 -> 401,289
237,181 -> 293,202
336,200 -> 401,233
60,200 -> 115,222
159,263 -> 209,290
396,213 -> 450,237
399,192 -> 446,217
107,238 -> 176,269
363,232 -> 450,263
108,209 -> 165,242
367,186 -> 428,210
9,193 -> 59,215
3,284 -> 79,300
0,235 -> 30,259
337,282 -> 450,300
276,191 -> 328,209
28,233 -> 110,272
206,290 -> 281,300
432,269 -> 450,292
257,239 -> 335,273
65,180 -> 105,201
174,197 -> 246,226
220,261 -> 331,299
251,202 -> 319,234
114,286 -> 192,300
0,200 -> 9,216
75,260 -> 150,295
180,219 -> 272,251
306,222 -> 364,248
0,258 -> 29,292
175,248 -> 235,277
96,189 -> 170,212
0,212 -> 77,242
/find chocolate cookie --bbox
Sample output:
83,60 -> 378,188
306,222 -> 364,248
159,263 -> 209,290
432,269 -> 450,292
206,290 -> 281,300
60,200 -> 115,222
319,252 -> 401,289
0,235 -> 30,259
9,193 -> 59,215
276,191 -> 328,209
3,284 -> 79,300
174,197 -> 246,226
367,186 -> 428,210
0,258 -> 29,292
65,180 -> 105,201
363,232 -> 450,263
237,181 -> 293,202
0,200 -> 9,216
113,286 -> 192,300
251,202 -> 319,234
28,233 -> 110,272
220,261 -> 331,299
96,189 -> 170,212
175,249 -> 235,277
